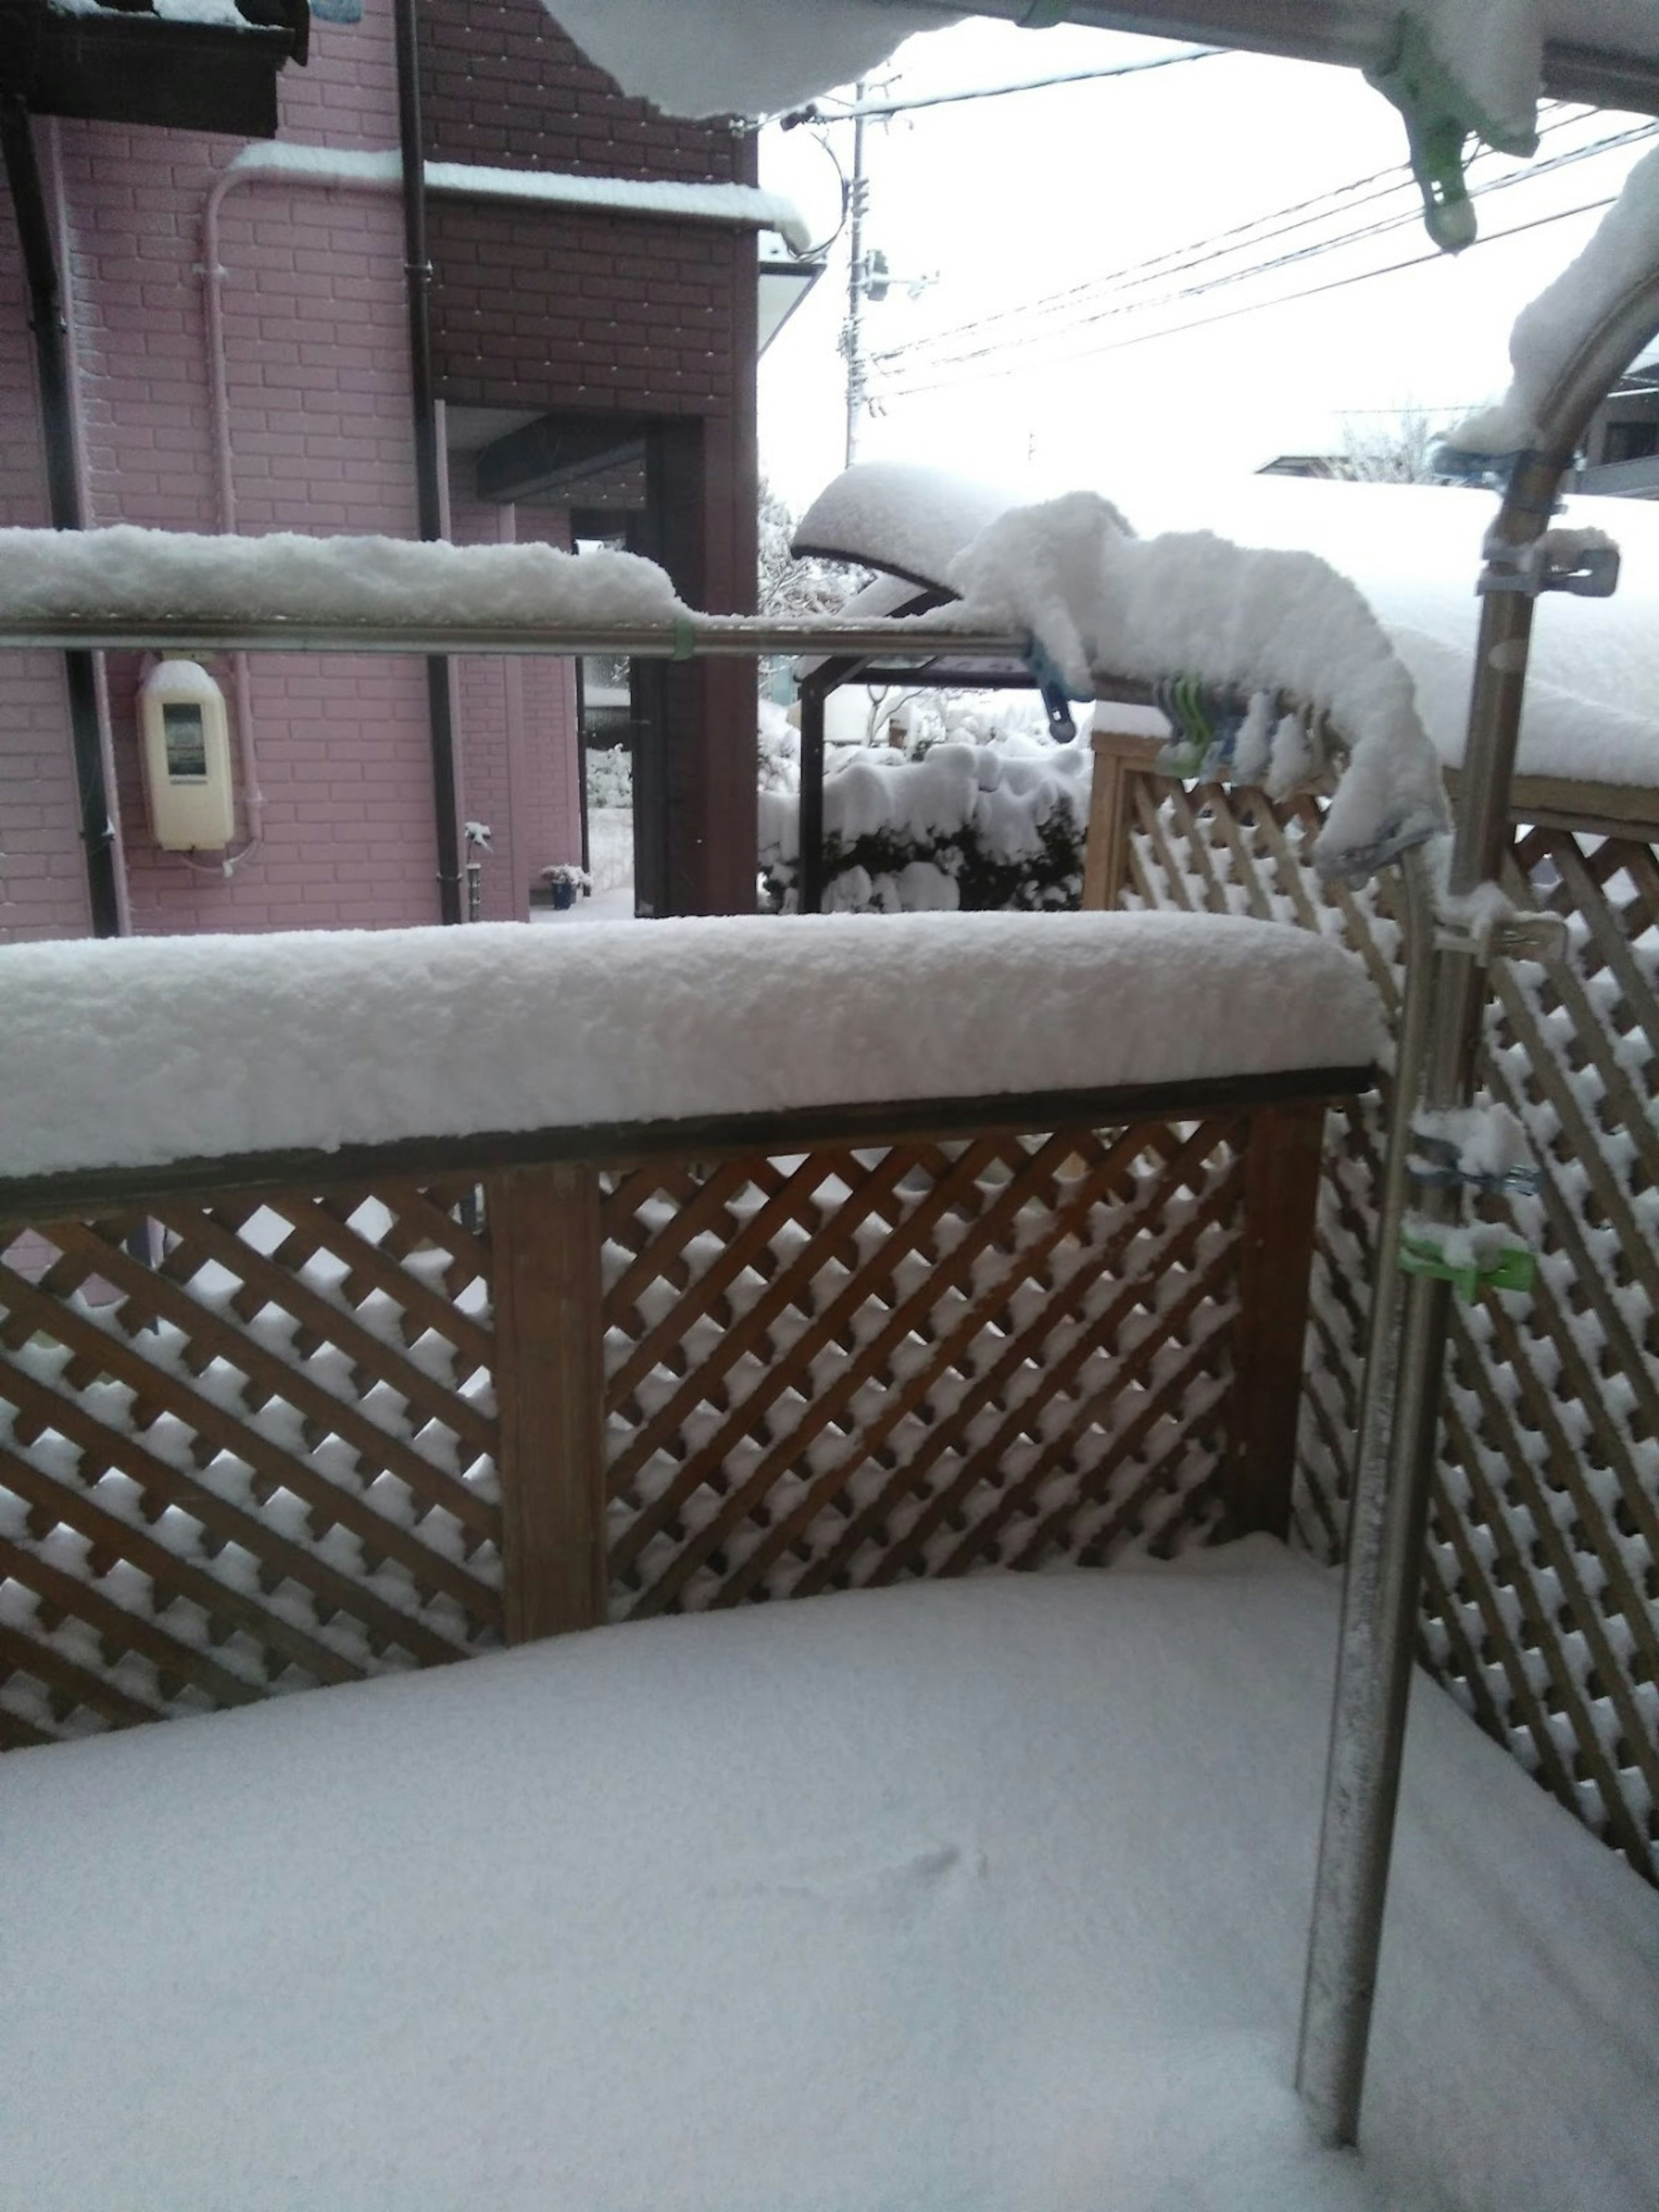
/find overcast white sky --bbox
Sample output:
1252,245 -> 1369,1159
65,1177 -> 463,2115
756,20 -> 1658,517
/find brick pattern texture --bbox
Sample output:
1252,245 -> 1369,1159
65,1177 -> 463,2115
3,0 -> 758,940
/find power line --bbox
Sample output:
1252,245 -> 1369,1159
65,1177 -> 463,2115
876,192 -> 1622,401
776,46 -> 1218,128
872,121 -> 1656,392
871,105 -> 1592,371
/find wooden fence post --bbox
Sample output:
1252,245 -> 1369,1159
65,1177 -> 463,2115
1227,1101 -> 1328,1538
489,1163 -> 608,1642
1083,730 -> 1162,911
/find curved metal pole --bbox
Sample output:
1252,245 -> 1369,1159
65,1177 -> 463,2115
1297,264 -> 1659,2148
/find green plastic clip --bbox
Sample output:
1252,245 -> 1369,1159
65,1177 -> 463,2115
1154,674 -> 1214,779
1398,1230 -> 1537,1304
1365,13 -> 1535,253
671,615 -> 697,662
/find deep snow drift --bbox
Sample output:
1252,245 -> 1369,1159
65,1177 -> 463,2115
3,1542 -> 1656,2211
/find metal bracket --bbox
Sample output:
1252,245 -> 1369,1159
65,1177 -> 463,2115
1433,908 -> 1569,967
1407,1132 -> 1541,1199
1478,538 -> 1621,599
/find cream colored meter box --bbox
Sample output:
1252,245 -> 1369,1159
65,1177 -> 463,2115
140,656 -> 235,850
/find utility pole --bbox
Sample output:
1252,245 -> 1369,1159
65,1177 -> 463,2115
842,81 -> 868,467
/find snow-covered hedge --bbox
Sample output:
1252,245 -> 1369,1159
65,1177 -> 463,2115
758,697 -> 1092,915
585,744 -> 633,809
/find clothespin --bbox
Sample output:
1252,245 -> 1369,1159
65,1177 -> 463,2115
1365,15 -> 1535,252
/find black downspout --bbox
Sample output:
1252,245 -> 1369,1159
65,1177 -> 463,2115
0,95 -> 121,938
393,0 -> 463,925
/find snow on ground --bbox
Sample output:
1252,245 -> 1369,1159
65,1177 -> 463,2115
0,912 -> 1381,1182
584,801 -> 636,897
532,882 -> 639,925
1455,138 -> 1659,453
0,525 -> 684,627
3,1541 -> 1656,2211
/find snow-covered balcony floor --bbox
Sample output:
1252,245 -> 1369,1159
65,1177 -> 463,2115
4,1541 -> 1655,2212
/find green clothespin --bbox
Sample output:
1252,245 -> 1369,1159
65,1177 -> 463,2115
1366,13 -> 1535,253
1398,1228 -> 1537,1304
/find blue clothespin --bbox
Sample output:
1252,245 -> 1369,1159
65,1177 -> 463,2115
1022,632 -> 1088,743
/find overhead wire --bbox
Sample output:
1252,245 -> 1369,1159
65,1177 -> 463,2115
771,44 -> 1219,129
871,104 -> 1592,371
877,191 -> 1628,400
872,119 -> 1658,398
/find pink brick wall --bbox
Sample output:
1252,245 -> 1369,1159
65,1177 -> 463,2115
48,6 -> 448,938
1,1 -> 713,942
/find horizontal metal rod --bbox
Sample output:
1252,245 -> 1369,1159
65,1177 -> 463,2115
0,613 -> 1030,661
881,3 -> 1659,116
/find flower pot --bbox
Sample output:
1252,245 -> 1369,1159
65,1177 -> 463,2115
552,881 -> 576,910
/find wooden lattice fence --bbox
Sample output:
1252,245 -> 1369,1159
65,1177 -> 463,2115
1089,731 -> 1659,1884
0,1084 -> 1347,1747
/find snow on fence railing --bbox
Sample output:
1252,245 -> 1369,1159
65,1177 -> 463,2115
1086,734 -> 1659,1888
0,915 -> 1377,1745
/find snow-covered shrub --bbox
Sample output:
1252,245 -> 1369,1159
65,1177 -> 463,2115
585,744 -> 632,808
759,695 -> 1092,915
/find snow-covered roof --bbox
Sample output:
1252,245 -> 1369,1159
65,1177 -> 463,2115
229,142 -> 813,254
539,1 -> 1659,136
0,913 -> 1379,1187
7,1543 -> 1657,2210
795,463 -> 1029,592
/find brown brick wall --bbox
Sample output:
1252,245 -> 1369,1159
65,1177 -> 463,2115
422,0 -> 754,421
420,0 -> 742,182
428,203 -> 745,417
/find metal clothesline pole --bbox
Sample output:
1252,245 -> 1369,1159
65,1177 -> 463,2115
0,613 -> 1030,660
1295,265 -> 1659,2149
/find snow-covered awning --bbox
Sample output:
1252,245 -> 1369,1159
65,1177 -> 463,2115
229,142 -> 814,254
0,912 -> 1380,1192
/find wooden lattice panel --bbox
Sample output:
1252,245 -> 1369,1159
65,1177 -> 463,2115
0,1181 -> 502,1745
599,1123 -> 1248,1619
1117,773 -> 1659,1882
